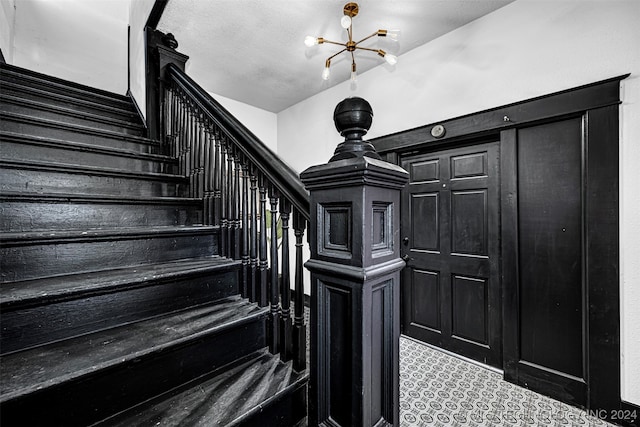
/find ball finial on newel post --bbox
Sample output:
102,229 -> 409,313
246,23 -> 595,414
329,97 -> 382,162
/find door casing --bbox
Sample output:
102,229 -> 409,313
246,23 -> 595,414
372,75 -> 626,416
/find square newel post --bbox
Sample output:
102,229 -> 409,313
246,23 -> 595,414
301,98 -> 408,427
145,29 -> 189,142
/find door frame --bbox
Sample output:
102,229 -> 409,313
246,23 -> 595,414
371,75 -> 627,416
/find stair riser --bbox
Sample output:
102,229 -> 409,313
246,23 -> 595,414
0,118 -> 158,154
0,98 -> 144,136
0,200 -> 202,232
234,382 -> 308,427
0,319 -> 267,427
1,140 -> 175,174
1,84 -> 139,123
1,233 -> 218,282
1,269 -> 240,354
1,167 -> 188,198
0,71 -> 135,112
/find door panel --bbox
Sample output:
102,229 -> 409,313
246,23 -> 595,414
401,142 -> 501,368
503,117 -> 587,406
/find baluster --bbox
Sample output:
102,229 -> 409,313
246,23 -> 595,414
174,90 -> 183,164
226,145 -> 235,258
293,209 -> 307,371
241,159 -> 250,298
249,167 -> 260,305
279,198 -> 292,361
232,153 -> 242,260
219,138 -> 228,257
203,124 -> 213,225
177,96 -> 186,176
268,187 -> 280,354
213,128 -> 222,226
197,116 -> 206,199
259,176 -> 269,308
187,105 -> 196,197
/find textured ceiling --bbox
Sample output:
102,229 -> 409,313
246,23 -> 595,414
158,0 -> 514,113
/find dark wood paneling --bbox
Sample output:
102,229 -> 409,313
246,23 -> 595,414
451,190 -> 487,256
451,275 -> 488,344
411,193 -> 439,251
411,269 -> 441,332
388,75 -> 625,414
517,118 -> 584,379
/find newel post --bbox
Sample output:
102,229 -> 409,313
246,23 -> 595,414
145,29 -> 189,141
301,98 -> 408,427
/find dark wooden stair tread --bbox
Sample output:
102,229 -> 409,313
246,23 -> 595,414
0,93 -> 144,130
1,225 -> 217,246
0,111 -> 157,144
0,256 -> 239,309
100,350 -> 308,427
0,296 -> 267,402
0,131 -> 173,162
0,158 -> 187,182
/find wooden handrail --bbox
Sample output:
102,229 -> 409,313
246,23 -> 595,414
166,63 -> 310,221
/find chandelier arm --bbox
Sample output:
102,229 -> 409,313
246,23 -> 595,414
355,31 -> 380,45
327,48 -> 348,63
322,39 -> 348,47
354,46 -> 380,53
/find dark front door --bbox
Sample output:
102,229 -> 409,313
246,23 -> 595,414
400,142 -> 502,368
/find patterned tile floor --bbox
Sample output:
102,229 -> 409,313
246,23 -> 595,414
399,336 -> 614,427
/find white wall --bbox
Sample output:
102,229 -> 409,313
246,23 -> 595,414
277,0 -> 640,404
209,91 -> 278,153
129,0 -> 155,116
0,0 -> 16,63
11,0 -> 129,94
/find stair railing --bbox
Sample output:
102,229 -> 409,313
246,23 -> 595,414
163,63 -> 308,372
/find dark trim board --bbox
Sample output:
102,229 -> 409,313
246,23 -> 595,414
372,74 -> 629,155
373,75 -> 629,421
145,0 -> 170,29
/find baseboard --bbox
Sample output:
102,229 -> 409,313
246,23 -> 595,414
127,89 -> 148,135
613,400 -> 640,427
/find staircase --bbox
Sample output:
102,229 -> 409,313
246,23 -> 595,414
0,63 -> 307,426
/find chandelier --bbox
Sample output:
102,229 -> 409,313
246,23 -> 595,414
304,2 -> 399,81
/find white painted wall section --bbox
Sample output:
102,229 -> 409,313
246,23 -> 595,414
208,91 -> 279,153
277,0 -> 640,404
0,0 -> 16,63
11,0 -> 129,94
129,0 -> 155,117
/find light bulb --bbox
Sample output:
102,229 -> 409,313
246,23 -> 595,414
351,70 -> 357,82
340,15 -> 352,29
384,54 -> 397,66
387,29 -> 400,41
304,36 -> 318,47
322,66 -> 331,80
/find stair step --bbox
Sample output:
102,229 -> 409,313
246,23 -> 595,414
0,64 -> 136,113
1,226 -> 219,283
1,159 -> 188,197
1,257 -> 241,354
0,296 -> 268,426
96,351 -> 308,427
0,80 -> 140,123
0,192 -> 202,231
0,132 -> 175,174
0,111 -> 159,153
1,93 -> 144,136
